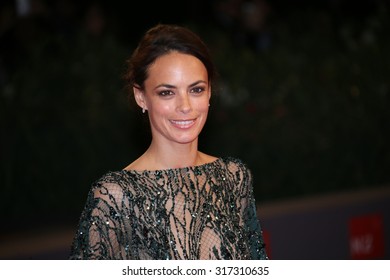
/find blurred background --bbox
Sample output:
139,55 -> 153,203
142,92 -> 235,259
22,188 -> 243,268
1,0 -> 389,259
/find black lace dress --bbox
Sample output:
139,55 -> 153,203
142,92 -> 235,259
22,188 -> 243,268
69,157 -> 267,260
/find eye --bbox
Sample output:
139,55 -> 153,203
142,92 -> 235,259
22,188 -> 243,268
190,87 -> 205,95
158,90 -> 174,97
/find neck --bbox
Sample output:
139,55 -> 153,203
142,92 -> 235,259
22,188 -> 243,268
145,139 -> 201,169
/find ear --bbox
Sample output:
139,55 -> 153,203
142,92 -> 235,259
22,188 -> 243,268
133,86 -> 147,111
208,85 -> 212,100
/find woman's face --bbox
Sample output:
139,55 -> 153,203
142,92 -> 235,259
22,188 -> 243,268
134,51 -> 211,146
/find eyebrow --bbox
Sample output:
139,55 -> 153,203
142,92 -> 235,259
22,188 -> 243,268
153,80 -> 207,90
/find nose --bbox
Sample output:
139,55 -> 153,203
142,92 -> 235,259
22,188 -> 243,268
177,93 -> 192,114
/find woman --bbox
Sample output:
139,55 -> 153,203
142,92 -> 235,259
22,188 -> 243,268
69,23 -> 267,260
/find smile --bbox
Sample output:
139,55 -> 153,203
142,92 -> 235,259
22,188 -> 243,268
170,119 -> 196,129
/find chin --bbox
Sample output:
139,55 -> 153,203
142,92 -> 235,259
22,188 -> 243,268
172,134 -> 199,144
174,138 -> 198,145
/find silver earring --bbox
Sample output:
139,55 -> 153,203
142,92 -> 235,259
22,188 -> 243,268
142,108 -> 145,113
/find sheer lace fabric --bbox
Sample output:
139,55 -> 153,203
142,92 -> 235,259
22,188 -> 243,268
69,157 -> 267,260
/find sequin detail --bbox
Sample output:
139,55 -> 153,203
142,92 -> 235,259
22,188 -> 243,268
69,157 -> 267,260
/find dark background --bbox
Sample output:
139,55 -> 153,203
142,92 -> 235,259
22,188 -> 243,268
1,0 -> 389,259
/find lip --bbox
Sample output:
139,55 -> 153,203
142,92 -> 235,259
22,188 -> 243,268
170,119 -> 196,129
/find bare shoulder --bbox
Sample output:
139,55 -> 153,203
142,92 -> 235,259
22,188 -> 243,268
123,154 -> 151,172
197,151 -> 219,165
123,158 -> 143,172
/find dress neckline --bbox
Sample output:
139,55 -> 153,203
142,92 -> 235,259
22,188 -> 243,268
122,157 -> 223,175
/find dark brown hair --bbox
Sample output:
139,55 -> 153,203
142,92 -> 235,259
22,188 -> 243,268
124,24 -> 216,94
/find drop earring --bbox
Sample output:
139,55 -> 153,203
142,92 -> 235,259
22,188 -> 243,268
142,108 -> 146,113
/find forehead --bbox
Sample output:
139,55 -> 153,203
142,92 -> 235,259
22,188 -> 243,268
146,52 -> 208,83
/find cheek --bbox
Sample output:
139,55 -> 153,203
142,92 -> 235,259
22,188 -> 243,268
150,102 -> 173,116
198,99 -> 210,112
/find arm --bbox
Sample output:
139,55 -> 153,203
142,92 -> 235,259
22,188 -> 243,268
242,184 -> 268,260
69,180 -> 131,260
237,162 -> 268,259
